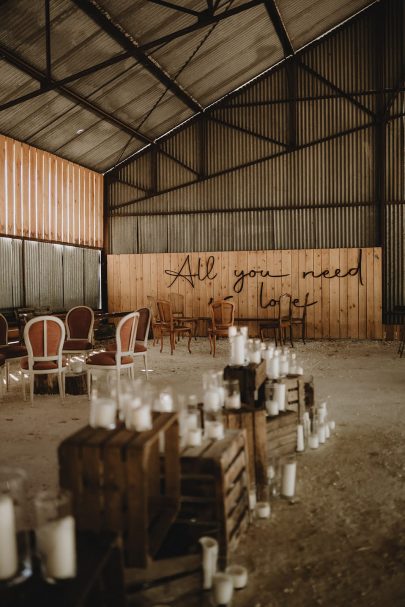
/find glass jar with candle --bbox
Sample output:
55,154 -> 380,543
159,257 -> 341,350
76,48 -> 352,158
35,489 -> 76,583
247,339 -> 262,364
223,379 -> 241,410
0,467 -> 32,586
205,408 -> 224,441
89,383 -> 117,430
186,394 -> 201,430
154,384 -> 175,412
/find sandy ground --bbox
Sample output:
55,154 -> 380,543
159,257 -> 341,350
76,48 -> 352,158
0,338 -> 404,606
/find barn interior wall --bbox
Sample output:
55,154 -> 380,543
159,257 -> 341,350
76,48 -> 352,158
107,0 -> 404,324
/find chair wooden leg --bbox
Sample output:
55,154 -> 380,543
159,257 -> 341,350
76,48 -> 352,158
187,332 -> 192,354
160,332 -> 164,353
6,361 -> 9,391
29,374 -> 34,405
57,372 -> 64,403
144,353 -> 148,379
213,334 -> 217,357
170,332 -> 175,355
289,323 -> 294,348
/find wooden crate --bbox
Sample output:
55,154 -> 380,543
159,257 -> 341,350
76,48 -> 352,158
265,375 -> 315,421
58,413 -> 180,569
266,410 -> 298,458
223,360 -> 267,406
222,407 -> 268,500
176,429 -> 250,560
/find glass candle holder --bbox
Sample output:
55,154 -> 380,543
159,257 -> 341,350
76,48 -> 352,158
186,394 -> 201,430
35,489 -> 76,583
223,379 -> 241,410
89,394 -> 117,429
281,455 -> 297,498
247,339 -> 262,364
0,467 -> 32,586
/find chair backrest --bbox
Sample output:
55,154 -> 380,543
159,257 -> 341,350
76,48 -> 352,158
24,316 -> 65,368
0,314 -> 8,346
66,306 -> 94,341
277,293 -> 292,320
295,292 -> 309,320
210,301 -> 235,330
136,307 -> 151,346
168,293 -> 184,315
146,295 -> 159,320
116,312 -> 140,356
156,300 -> 173,327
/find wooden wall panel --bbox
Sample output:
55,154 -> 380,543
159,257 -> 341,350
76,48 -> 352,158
107,247 -> 383,339
0,134 -> 103,248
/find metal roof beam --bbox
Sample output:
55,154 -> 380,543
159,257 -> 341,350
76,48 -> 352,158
146,0 -> 200,17
71,0 -> 202,113
0,43 -> 151,144
210,114 -> 288,148
262,0 -> 294,57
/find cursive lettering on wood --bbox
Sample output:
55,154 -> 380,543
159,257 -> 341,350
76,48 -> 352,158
165,254 -> 217,288
303,249 -> 363,285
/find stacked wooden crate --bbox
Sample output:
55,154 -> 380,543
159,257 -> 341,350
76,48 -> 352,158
58,412 -> 180,568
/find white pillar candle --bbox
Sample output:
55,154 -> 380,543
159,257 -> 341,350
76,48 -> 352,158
296,366 -> 304,375
204,389 -> 221,412
318,409 -> 327,424
232,334 -> 245,366
279,355 -> 289,376
308,434 -> 319,449
206,422 -> 224,440
187,428 -> 202,447
266,400 -> 279,416
187,412 -> 199,430
273,383 -> 286,411
249,350 -> 261,364
71,361 -> 83,374
128,405 -> 152,432
256,501 -> 271,518
267,464 -> 275,481
325,422 -> 330,440
225,565 -> 248,589
267,356 -> 280,379
303,412 -> 311,437
217,386 -> 226,408
281,460 -> 296,497
90,398 -> 116,429
318,424 -> 326,444
212,572 -> 234,605
224,393 -> 241,410
228,326 -> 238,338
36,515 -> 76,580
296,424 -> 305,452
329,420 -> 336,431
248,489 -> 256,511
199,537 -> 218,590
0,494 -> 18,580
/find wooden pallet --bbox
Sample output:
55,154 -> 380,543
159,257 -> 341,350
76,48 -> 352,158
265,374 -> 315,421
266,410 -> 298,458
223,360 -> 267,406
222,407 -> 268,500
58,413 -> 180,568
176,429 -> 250,561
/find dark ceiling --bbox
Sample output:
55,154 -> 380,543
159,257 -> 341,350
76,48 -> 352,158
0,0 -> 377,172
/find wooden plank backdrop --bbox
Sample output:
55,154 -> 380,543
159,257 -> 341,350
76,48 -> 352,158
0,134 -> 103,247
107,247 -> 383,339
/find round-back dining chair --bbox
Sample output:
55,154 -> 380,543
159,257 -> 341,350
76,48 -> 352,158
63,305 -> 94,359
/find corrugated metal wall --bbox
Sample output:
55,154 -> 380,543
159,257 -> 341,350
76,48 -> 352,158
107,0 -> 405,324
0,236 -> 100,311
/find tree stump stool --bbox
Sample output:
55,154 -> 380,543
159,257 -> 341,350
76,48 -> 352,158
33,372 -> 87,395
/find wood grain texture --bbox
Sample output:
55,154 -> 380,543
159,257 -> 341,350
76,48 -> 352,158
107,247 -> 382,339
0,134 -> 103,247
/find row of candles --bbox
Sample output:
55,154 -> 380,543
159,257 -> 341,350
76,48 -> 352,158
228,325 -> 304,378
0,469 -> 75,585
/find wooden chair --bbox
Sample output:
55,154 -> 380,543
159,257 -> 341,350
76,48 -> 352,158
146,295 -> 161,346
86,312 -> 140,397
0,313 -> 28,390
290,292 -> 308,345
156,300 -> 192,355
63,305 -> 94,359
0,353 -> 5,400
259,293 -> 293,346
107,308 -> 151,378
208,300 -> 235,357
168,292 -> 198,339
20,316 -> 66,405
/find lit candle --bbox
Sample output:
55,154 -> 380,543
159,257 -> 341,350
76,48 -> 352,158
267,356 -> 280,379
199,537 -> 218,590
232,334 -> 245,366
187,428 -> 202,447
329,420 -> 336,431
90,398 -> 116,429
0,495 -> 18,580
281,459 -> 296,497
187,412 -> 199,430
256,501 -> 271,518
296,424 -> 305,452
224,393 -> 241,410
36,515 -> 76,580
325,422 -> 330,440
206,422 -> 224,440
212,572 -> 234,605
204,389 -> 221,412
225,564 -> 248,589
249,350 -> 261,364
318,424 -> 326,444
228,326 -> 238,338
128,405 -> 152,432
279,355 -> 289,376
266,400 -> 279,416
273,383 -> 286,411
70,361 -> 83,374
308,434 -> 319,449
248,489 -> 256,511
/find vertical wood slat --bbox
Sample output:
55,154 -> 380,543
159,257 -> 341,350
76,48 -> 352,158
0,134 -> 103,248
107,247 -> 382,339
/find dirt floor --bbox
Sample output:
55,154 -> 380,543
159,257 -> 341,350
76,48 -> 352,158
0,338 -> 404,606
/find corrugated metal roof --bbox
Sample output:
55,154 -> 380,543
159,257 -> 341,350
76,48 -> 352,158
0,0 -> 376,171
